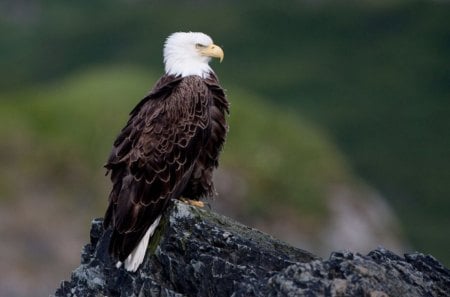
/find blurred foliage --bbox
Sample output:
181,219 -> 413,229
0,0 -> 449,263
224,87 -> 353,217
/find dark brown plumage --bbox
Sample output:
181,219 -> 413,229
103,73 -> 229,262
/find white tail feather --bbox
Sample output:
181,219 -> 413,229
116,215 -> 162,272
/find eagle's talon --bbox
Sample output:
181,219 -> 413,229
180,198 -> 205,208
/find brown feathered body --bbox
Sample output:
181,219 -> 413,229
103,73 -> 229,261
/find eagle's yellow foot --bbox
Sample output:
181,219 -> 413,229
180,197 -> 205,208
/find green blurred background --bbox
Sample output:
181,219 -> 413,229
0,1 -> 449,296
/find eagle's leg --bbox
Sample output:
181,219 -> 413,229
180,197 -> 205,208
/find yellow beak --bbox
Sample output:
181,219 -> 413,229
200,44 -> 224,62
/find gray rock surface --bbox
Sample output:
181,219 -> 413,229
268,250 -> 450,297
54,200 -> 450,297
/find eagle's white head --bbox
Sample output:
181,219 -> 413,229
163,32 -> 224,78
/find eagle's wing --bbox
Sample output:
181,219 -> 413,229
103,75 -> 211,261
181,73 -> 229,198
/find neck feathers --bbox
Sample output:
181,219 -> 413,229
164,58 -> 213,78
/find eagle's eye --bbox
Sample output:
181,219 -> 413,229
195,43 -> 207,49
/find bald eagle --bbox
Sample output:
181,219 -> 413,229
103,32 -> 229,272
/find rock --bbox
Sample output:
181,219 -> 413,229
268,249 -> 450,297
54,200 -> 450,297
